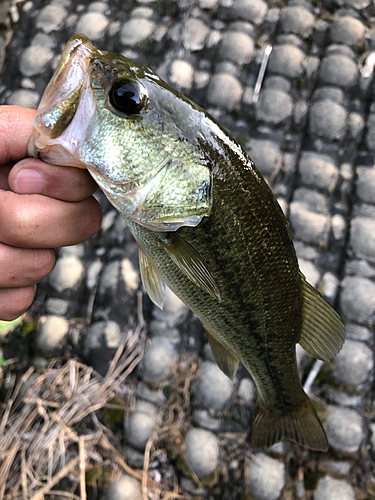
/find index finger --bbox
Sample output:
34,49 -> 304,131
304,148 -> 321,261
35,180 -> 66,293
0,105 -> 36,164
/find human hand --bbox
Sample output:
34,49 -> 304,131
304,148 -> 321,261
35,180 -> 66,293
0,105 -> 102,321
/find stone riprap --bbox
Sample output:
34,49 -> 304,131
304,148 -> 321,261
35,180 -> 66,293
1,1 -> 375,499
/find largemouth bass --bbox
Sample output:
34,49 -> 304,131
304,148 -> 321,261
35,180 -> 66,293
28,34 -> 345,451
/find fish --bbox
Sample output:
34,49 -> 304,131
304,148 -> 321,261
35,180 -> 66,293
28,34 -> 345,451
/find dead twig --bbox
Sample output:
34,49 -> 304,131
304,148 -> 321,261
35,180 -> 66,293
29,457 -> 80,500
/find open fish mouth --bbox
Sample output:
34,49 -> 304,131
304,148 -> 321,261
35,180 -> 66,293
27,35 -> 97,167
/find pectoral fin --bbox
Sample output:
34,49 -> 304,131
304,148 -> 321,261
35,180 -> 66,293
139,247 -> 166,309
206,330 -> 239,380
160,232 -> 221,302
299,275 -> 345,361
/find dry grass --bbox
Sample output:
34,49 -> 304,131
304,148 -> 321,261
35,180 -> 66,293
0,302 -> 146,499
0,287 -> 201,500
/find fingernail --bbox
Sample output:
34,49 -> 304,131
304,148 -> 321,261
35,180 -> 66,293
14,169 -> 44,194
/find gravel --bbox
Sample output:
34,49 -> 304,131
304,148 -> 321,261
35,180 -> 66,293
120,18 -> 155,45
333,339 -> 374,386
247,453 -> 286,500
121,257 -> 140,293
349,217 -> 375,262
19,45 -> 53,77
169,59 -> 195,90
49,255 -> 84,293
76,12 -> 109,41
8,89 -> 40,108
199,0 -> 219,7
313,86 -> 344,104
221,31 -> 254,65
88,2 -> 108,14
325,460 -> 352,475
193,361 -> 235,413
192,409 -> 222,431
45,298 -> 70,316
124,400 -> 162,450
264,75 -> 291,93
293,189 -> 329,214
348,111 -> 365,139
319,54 -> 358,87
207,72 -> 243,109
233,0 -> 268,25
314,477 -> 355,500
325,406 -> 365,453
238,377 -> 257,404
105,474 -> 143,500
289,202 -> 330,245
340,276 -> 375,322
346,323 -> 373,342
36,315 -> 69,356
268,44 -> 305,78
136,381 -> 166,405
182,17 -> 210,51
185,428 -> 220,478
298,152 -> 338,191
330,16 -> 366,45
255,88 -> 293,124
344,0 -> 370,7
98,260 -> 120,295
366,112 -> 375,150
36,5 -> 67,33
279,6 -> 314,37
356,166 -> 375,203
309,100 -> 347,140
246,138 -> 281,177
140,337 -> 178,382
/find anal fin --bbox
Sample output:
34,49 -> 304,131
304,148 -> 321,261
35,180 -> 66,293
299,275 -> 345,361
206,329 -> 239,380
251,396 -> 329,451
139,247 -> 166,309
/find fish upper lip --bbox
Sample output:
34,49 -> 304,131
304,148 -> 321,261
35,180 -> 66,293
35,35 -> 94,121
28,35 -> 99,164
31,35 -> 95,142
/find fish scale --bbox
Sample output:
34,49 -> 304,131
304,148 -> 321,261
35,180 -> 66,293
28,34 -> 346,451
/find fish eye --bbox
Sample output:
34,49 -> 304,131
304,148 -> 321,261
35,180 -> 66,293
109,79 -> 146,116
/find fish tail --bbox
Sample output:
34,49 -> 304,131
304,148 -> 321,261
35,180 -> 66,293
251,396 -> 328,451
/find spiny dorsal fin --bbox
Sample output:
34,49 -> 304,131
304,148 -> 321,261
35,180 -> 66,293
299,276 -> 345,361
160,232 -> 221,302
206,329 -> 239,380
139,247 -> 166,309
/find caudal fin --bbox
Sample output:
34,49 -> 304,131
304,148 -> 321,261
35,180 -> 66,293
251,397 -> 328,451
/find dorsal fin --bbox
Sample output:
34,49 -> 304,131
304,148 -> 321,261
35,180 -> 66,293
138,247 -> 166,309
205,329 -> 239,380
299,275 -> 345,361
159,232 -> 221,302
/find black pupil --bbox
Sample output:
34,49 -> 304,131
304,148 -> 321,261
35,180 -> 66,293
110,80 -> 143,115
